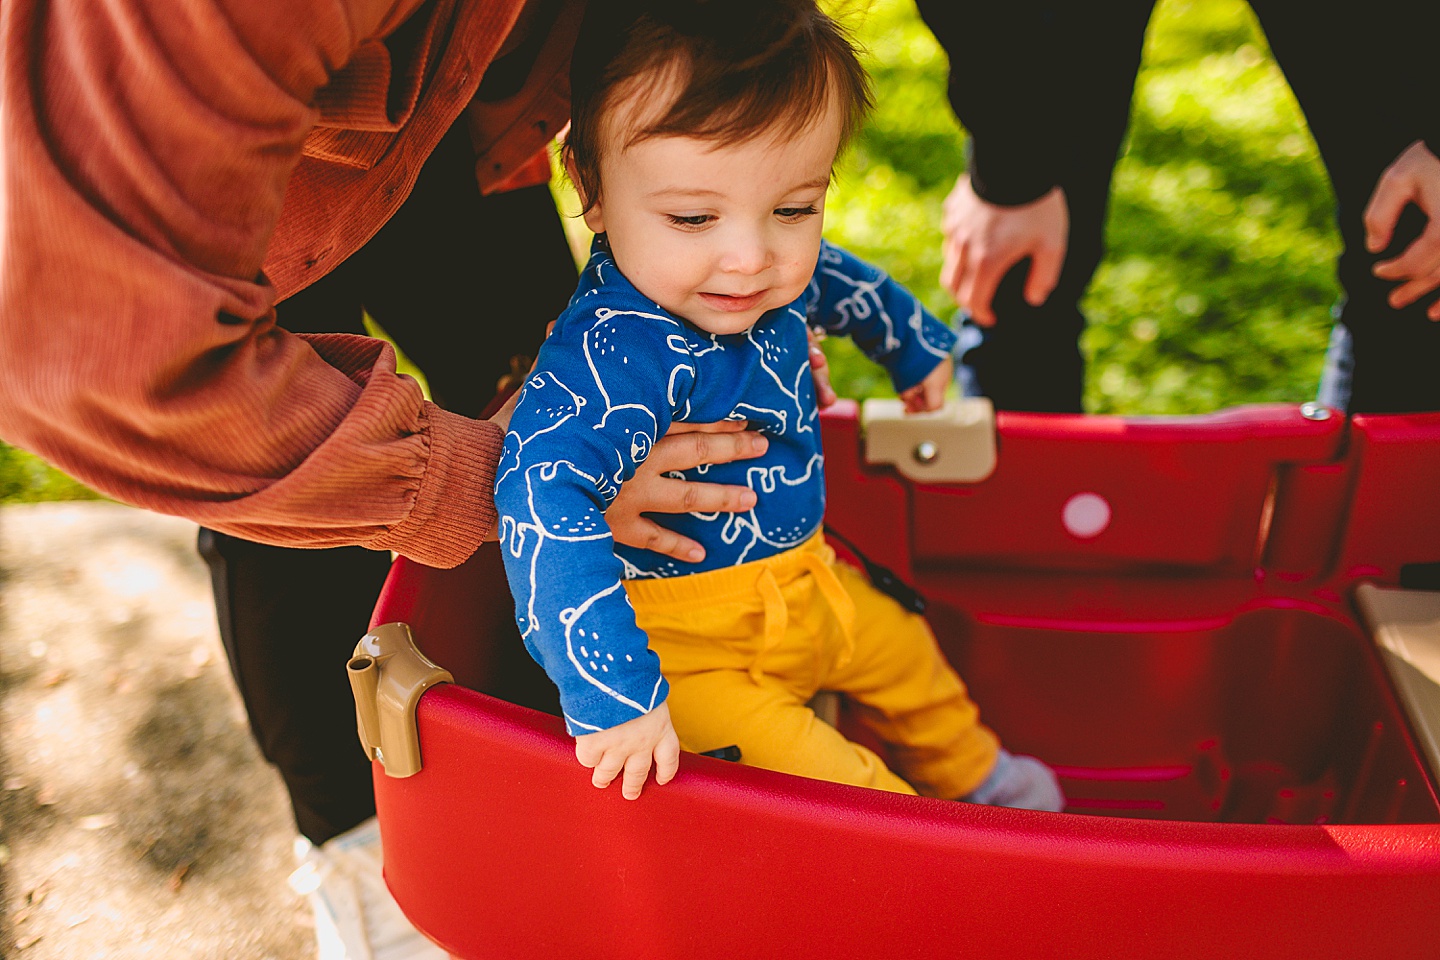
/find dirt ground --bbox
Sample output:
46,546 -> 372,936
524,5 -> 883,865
0,502 -> 313,959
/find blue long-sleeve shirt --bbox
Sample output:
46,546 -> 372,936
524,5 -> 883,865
495,240 -> 956,734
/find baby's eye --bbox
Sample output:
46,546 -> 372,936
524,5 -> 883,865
665,213 -> 715,228
775,204 -> 819,223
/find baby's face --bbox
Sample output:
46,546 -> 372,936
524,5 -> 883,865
582,86 -> 844,335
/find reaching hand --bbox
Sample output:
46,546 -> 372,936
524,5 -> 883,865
485,383 -> 523,433
609,422 -> 768,563
1366,140 -> 1440,319
940,174 -> 1069,327
899,358 -> 953,413
574,702 -> 681,800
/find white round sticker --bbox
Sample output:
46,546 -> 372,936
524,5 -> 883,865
1062,492 -> 1111,539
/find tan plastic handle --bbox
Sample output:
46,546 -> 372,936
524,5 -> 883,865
862,397 -> 997,484
348,623 -> 453,778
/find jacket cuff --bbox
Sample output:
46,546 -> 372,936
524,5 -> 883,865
967,137 -> 1060,208
371,403 -> 504,568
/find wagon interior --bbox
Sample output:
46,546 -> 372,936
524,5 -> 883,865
924,599 -> 1431,823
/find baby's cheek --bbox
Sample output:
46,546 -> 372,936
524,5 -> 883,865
776,270 -> 812,305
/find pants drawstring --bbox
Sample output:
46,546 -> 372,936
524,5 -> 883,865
750,554 -> 857,685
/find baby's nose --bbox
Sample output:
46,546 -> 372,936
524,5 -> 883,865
721,233 -> 772,275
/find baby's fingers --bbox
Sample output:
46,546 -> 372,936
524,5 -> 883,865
899,379 -> 943,414
654,729 -> 681,787
592,762 -> 623,790
583,747 -> 625,791
899,384 -> 925,413
620,750 -> 653,800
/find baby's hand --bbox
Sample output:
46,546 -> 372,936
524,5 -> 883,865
899,358 -> 953,413
574,702 -> 680,800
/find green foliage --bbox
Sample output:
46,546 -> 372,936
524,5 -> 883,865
823,0 -> 956,402
823,0 -> 1340,414
0,443 -> 103,504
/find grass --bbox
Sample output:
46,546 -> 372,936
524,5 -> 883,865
823,0 -> 1339,413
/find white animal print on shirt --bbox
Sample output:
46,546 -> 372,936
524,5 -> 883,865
495,240 -> 956,733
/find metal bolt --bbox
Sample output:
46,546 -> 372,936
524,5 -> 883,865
1300,402 -> 1332,422
913,441 -> 939,464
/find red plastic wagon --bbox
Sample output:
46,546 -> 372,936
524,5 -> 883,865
350,400 -> 1440,959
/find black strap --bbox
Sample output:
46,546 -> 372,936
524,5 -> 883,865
823,525 -> 928,616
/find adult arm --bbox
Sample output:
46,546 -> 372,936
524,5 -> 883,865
913,1 -> 1070,206
0,0 -> 503,568
914,1 -> 1076,323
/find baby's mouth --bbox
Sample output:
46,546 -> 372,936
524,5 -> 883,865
699,290 -> 766,312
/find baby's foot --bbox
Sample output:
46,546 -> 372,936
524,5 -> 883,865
962,749 -> 1065,812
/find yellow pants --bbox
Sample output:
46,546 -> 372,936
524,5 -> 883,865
624,534 -> 998,798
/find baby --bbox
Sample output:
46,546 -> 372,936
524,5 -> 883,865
495,0 -> 1062,811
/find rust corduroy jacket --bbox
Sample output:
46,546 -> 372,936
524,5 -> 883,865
0,0 -> 577,567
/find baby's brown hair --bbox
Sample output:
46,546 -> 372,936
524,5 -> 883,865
565,0 -> 873,212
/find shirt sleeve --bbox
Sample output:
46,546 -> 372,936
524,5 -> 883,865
806,242 -> 957,393
0,0 -> 499,568
495,300 -> 695,734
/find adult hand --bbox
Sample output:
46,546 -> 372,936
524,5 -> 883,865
1366,140 -> 1440,319
609,421 -> 768,562
493,315 -> 776,563
485,387 -> 523,432
485,319 -> 556,431
808,325 -> 837,409
940,174 -> 1069,326
574,702 -> 680,800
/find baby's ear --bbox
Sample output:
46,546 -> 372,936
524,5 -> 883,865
564,152 -> 606,234
580,198 -> 606,235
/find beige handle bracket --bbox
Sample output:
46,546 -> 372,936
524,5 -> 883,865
862,397 -> 997,484
348,622 -> 454,778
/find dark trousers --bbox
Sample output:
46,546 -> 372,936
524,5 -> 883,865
200,122 -> 578,844
961,0 -> 1440,414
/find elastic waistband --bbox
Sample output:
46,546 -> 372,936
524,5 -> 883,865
623,531 -> 832,606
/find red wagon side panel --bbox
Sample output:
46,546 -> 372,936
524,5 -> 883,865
1338,413 -> 1440,581
369,406 -> 1440,958
907,405 -> 1343,575
377,689 -> 1439,960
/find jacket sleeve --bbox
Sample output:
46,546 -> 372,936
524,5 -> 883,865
0,0 -> 501,568
806,242 -> 956,393
495,302 -> 692,734
915,0 -> 1140,204
910,0 -> 1071,207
